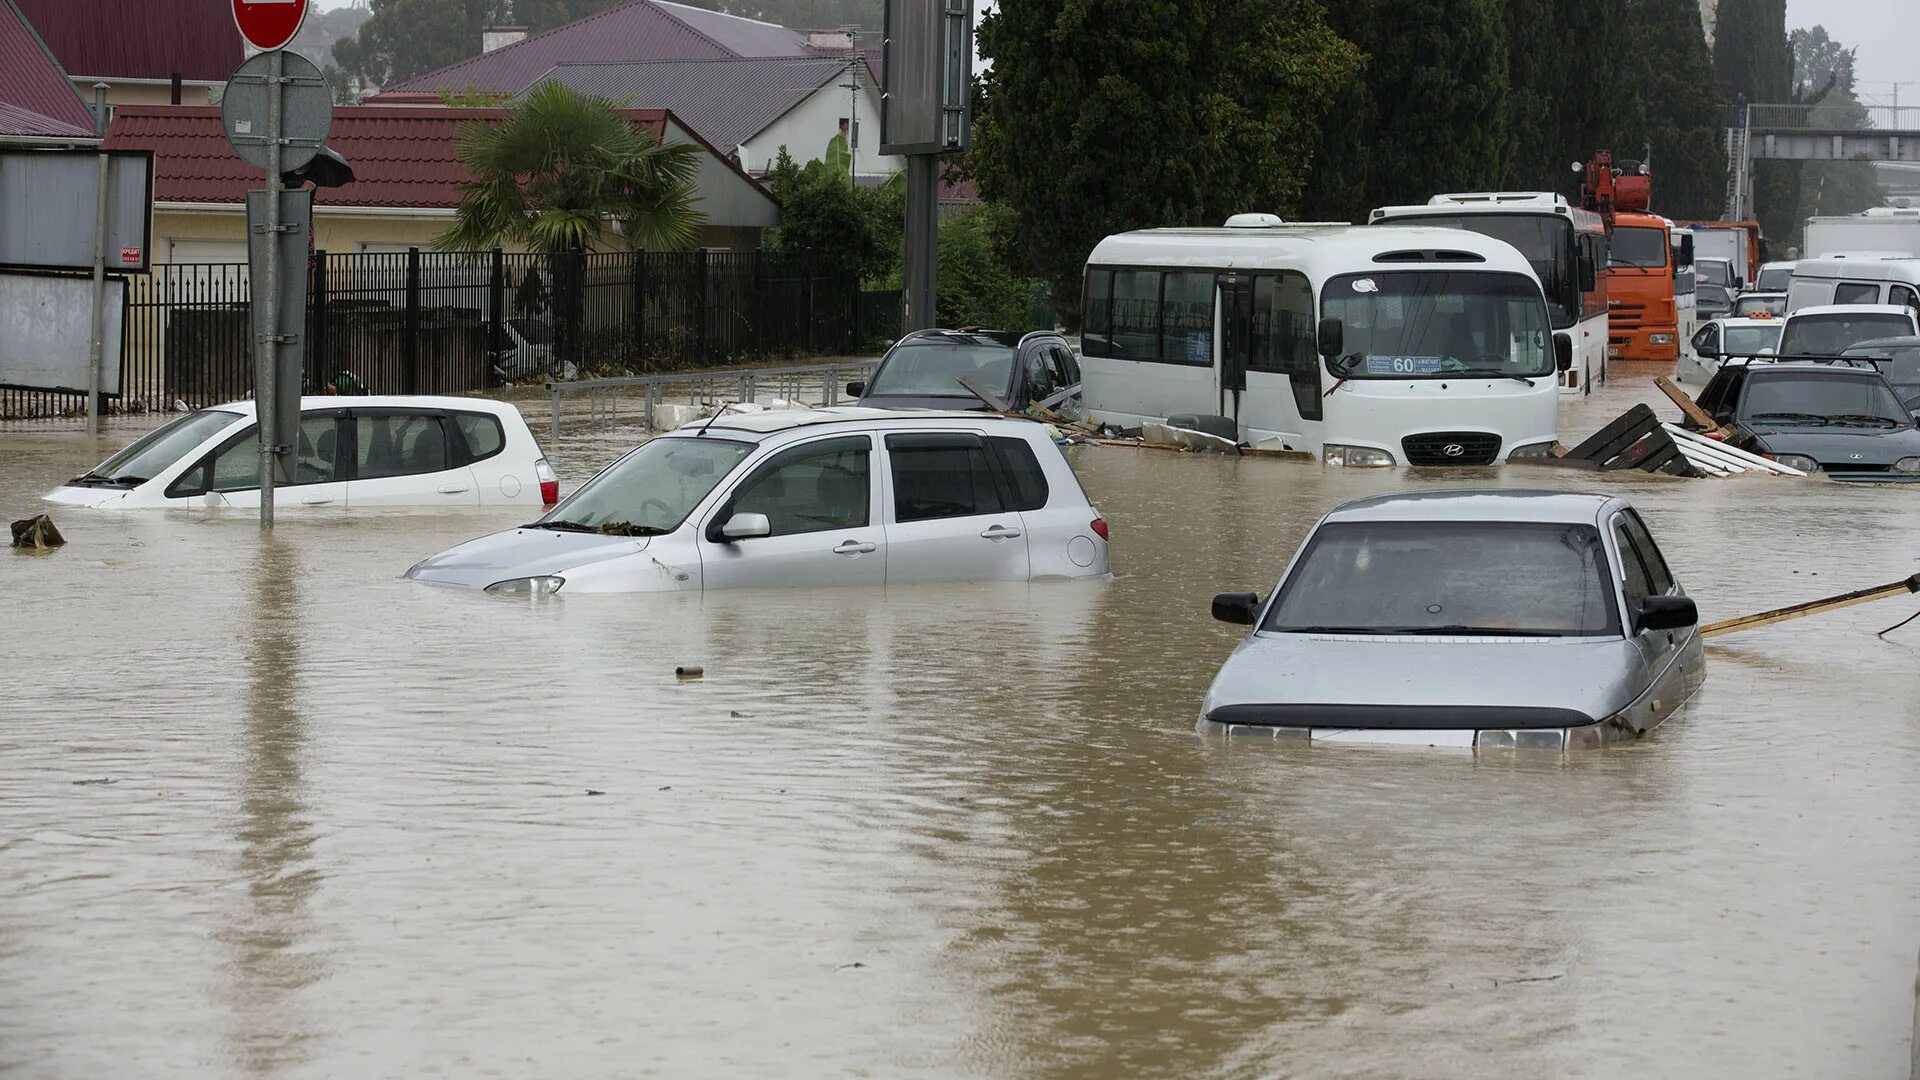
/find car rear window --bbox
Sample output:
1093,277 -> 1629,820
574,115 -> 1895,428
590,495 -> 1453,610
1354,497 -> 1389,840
987,436 -> 1049,510
453,412 -> 505,462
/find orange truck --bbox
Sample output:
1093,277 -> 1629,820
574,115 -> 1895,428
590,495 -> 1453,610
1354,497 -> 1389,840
1580,152 -> 1688,363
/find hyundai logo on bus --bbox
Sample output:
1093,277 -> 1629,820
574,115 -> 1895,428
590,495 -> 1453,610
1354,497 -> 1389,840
1442,444 -> 1466,458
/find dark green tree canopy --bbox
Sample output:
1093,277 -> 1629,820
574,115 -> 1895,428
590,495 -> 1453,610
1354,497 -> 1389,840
1627,0 -> 1726,220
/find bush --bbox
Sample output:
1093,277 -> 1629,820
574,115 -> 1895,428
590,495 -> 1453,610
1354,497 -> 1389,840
937,205 -> 1045,331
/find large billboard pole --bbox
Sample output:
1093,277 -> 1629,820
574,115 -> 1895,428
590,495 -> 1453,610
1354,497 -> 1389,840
880,0 -> 972,332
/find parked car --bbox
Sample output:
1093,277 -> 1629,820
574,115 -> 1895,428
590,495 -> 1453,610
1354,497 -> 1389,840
44,396 -> 558,510
1695,281 -> 1735,319
849,329 -> 1081,415
1680,316 -> 1783,384
1730,291 -> 1787,317
1200,491 -> 1704,749
1753,260 -> 1795,293
406,409 -> 1111,593
1695,256 -> 1737,290
1776,304 -> 1920,357
1691,361 -> 1920,481
1839,336 -> 1920,410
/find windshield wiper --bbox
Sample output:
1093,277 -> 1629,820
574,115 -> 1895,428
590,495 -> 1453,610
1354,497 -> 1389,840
1748,411 -> 1831,426
1827,413 -> 1901,427
1463,371 -> 1539,386
594,521 -> 669,536
525,519 -> 598,532
69,471 -> 143,487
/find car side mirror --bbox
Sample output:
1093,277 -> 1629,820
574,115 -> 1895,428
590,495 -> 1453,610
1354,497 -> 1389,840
1316,317 -> 1343,358
1577,254 -> 1597,293
1554,332 -> 1574,372
1211,591 -> 1260,625
718,511 -> 770,541
1636,594 -> 1698,633
846,381 -> 865,398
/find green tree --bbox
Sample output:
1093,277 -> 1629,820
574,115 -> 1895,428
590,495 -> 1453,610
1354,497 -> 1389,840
1714,0 -> 1798,238
1627,0 -> 1726,220
936,205 -> 1043,330
1790,26 -> 1883,220
973,0 -> 1362,325
761,147 -> 898,285
1501,1 -> 1646,193
437,81 -> 705,253
1301,0 -> 1511,221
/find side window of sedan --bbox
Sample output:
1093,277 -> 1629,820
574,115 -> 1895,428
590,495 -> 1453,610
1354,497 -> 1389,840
1691,325 -> 1717,354
885,433 -> 1006,522
1613,519 -> 1654,607
721,436 -> 870,536
1022,349 -> 1059,404
1620,510 -> 1674,594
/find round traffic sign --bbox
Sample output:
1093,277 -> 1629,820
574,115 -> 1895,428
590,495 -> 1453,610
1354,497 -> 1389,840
221,50 -> 333,173
231,0 -> 310,52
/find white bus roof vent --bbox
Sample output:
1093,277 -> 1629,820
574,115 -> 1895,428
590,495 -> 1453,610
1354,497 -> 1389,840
1223,213 -> 1285,228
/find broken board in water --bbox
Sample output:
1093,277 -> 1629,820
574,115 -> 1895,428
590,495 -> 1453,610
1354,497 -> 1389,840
1552,404 -> 1702,476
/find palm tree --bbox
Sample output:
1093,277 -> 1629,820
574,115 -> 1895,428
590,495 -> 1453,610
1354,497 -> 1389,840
437,81 -> 706,253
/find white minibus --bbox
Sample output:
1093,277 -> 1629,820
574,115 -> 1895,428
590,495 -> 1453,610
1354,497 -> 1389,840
1080,218 -> 1568,466
1783,256 -> 1920,320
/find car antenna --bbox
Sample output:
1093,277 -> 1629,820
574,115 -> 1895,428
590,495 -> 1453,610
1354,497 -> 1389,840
694,402 -> 727,437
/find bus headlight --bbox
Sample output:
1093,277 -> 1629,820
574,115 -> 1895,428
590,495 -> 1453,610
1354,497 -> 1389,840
1324,444 -> 1395,467
1649,333 -> 1675,345
1507,440 -> 1558,460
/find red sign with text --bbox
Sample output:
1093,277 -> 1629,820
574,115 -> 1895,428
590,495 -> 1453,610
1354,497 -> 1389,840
231,0 -> 308,52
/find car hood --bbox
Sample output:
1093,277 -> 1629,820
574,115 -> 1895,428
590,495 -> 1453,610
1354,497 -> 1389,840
1203,633 -> 1645,725
853,393 -> 996,412
43,484 -> 132,508
406,527 -> 651,588
1743,422 -> 1920,464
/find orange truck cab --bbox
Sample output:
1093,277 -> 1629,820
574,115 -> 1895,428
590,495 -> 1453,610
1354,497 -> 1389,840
1580,152 -> 1686,363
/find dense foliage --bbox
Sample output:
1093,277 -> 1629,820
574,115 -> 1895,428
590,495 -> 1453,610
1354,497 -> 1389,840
1713,0 -> 1799,241
761,148 -> 900,286
1624,0 -> 1727,221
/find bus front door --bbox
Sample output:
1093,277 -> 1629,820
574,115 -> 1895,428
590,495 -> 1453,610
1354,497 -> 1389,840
1218,276 -> 1252,431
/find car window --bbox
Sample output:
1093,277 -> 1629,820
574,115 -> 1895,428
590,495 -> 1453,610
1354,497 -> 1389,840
885,432 -> 1006,523
1692,325 -> 1718,353
722,435 -> 870,536
206,414 -> 341,493
1780,313 -> 1916,356
357,413 -> 448,479
452,412 -> 505,462
1696,369 -> 1737,419
1021,348 -> 1060,404
865,342 -> 1017,398
90,409 -> 238,483
986,435 -> 1049,510
1891,284 -> 1919,317
1613,519 -> 1654,607
1619,510 -> 1673,594
1047,345 -> 1078,389
1724,325 -> 1782,355
1833,282 -> 1881,305
1739,370 -> 1909,422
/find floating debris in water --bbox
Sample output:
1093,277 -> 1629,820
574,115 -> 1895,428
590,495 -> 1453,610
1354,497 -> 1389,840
11,515 -> 65,550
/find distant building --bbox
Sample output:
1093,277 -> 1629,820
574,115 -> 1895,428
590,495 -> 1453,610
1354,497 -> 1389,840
12,0 -> 242,107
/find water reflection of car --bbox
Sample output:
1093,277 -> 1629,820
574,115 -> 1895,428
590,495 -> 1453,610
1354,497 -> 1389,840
406,409 -> 1110,594
1839,336 -> 1920,411
1200,491 -> 1703,750
848,329 -> 1081,415
1679,316 -> 1782,384
1695,281 -> 1735,319
44,396 -> 558,509
1776,304 -> 1920,358
1691,362 -> 1920,482
1730,291 -> 1786,318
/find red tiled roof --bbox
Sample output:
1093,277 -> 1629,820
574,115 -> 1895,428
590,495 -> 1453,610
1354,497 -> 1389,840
0,0 -> 94,134
15,0 -> 242,83
103,105 -> 672,210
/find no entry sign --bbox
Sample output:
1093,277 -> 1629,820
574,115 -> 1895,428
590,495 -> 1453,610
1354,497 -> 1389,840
231,0 -> 308,51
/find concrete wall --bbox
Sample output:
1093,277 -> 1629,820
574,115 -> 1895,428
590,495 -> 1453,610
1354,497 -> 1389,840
741,70 -> 901,178
662,119 -> 780,233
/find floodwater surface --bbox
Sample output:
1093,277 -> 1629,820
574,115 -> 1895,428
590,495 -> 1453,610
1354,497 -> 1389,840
2,371 -> 1918,1078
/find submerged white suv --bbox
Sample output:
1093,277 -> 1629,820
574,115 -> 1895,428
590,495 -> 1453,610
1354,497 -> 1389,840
406,408 -> 1111,593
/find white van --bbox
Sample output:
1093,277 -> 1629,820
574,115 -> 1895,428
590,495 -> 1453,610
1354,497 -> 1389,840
1784,256 -> 1920,320
1081,219 -> 1565,466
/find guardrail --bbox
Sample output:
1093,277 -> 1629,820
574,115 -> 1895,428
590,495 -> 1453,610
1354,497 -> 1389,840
1741,103 -> 1920,132
543,358 -> 880,443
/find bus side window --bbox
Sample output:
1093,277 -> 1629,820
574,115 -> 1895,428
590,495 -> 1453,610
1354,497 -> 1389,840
1250,272 -> 1321,421
1082,269 -> 1112,356
1110,270 -> 1161,359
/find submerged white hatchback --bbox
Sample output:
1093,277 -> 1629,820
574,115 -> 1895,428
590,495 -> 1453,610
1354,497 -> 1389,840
44,396 -> 557,510
406,409 -> 1111,593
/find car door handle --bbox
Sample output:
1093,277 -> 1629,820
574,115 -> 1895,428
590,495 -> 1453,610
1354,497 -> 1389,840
979,524 -> 1023,540
832,539 -> 877,556
299,495 -> 335,505
437,484 -> 470,494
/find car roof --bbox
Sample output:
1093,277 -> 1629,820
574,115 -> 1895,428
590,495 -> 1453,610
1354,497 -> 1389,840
1784,304 -> 1914,318
667,406 -> 1041,437
208,395 -> 521,417
892,328 -> 1027,348
1842,336 -> 1920,352
1745,362 -> 1885,377
1711,317 -> 1783,329
1322,490 -> 1616,526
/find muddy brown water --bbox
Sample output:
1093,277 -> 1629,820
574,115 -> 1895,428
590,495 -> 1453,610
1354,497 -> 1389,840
3,367 -> 1918,1077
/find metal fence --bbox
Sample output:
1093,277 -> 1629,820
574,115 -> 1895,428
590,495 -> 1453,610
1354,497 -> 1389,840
3,249 -> 903,420
1740,103 -> 1920,132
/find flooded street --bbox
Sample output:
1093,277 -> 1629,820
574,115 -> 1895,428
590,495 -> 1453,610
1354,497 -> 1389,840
3,370 -> 1918,1077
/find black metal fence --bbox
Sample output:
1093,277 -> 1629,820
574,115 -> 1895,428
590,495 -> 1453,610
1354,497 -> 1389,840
3,249 -> 904,419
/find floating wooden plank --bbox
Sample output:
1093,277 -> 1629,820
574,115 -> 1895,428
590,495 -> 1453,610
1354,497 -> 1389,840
1701,573 -> 1920,638
1655,375 -> 1724,434
956,376 -> 1011,413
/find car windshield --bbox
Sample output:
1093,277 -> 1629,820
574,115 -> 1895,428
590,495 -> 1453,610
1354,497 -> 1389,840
1696,260 -> 1734,287
1779,313 -> 1914,356
1609,226 -> 1668,268
1697,284 -> 1732,311
1322,271 -> 1552,379
539,436 -> 753,532
1755,267 -> 1792,291
1740,371 -> 1910,424
79,409 -> 240,484
1264,521 -> 1620,637
1733,295 -> 1785,316
1724,325 -> 1783,355
1409,214 -> 1578,327
865,342 -> 1017,398
1841,344 -> 1920,387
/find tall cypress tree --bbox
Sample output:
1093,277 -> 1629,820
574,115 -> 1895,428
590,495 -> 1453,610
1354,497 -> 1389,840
1714,0 -> 1798,237
1302,0 -> 1512,220
1629,0 -> 1727,220
1502,0 -> 1646,195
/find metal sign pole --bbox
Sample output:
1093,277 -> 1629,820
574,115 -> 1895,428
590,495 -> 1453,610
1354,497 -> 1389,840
84,84 -> 110,437
257,48 -> 283,530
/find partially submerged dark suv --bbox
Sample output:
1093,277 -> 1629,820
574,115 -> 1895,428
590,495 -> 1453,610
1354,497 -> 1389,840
850,329 -> 1080,413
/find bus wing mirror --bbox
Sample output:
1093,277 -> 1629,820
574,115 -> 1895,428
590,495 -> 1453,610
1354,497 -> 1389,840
1554,333 -> 1574,372
1317,317 -> 1344,358
1578,254 -> 1597,293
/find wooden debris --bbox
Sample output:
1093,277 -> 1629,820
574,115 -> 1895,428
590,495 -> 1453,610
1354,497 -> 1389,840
1655,375 -> 1726,435
1701,573 -> 1920,639
10,515 -> 65,550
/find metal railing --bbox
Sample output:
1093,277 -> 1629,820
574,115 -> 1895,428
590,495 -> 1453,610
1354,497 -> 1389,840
544,358 -> 881,443
1740,103 -> 1920,132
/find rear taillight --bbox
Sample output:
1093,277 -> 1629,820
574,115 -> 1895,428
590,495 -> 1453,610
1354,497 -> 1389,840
535,457 -> 559,505
1090,517 -> 1109,541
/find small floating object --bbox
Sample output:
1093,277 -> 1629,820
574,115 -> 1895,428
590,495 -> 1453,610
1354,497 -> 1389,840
11,515 -> 65,550
675,665 -> 704,679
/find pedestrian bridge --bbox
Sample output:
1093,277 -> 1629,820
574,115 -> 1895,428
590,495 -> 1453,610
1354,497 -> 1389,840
1724,104 -> 1920,218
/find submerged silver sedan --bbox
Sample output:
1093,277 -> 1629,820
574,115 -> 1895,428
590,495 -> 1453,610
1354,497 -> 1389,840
1201,491 -> 1705,750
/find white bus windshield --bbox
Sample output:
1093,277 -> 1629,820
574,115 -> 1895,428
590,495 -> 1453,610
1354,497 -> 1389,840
1322,271 -> 1553,379
1407,215 -> 1577,328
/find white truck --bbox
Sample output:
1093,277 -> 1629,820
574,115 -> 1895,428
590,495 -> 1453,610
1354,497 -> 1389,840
1803,208 -> 1920,259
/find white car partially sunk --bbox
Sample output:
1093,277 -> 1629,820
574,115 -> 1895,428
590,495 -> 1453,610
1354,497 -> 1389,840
44,396 -> 557,510
405,409 -> 1111,594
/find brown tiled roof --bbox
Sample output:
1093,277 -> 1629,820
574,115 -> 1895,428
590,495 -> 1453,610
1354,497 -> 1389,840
102,105 -> 673,210
15,0 -> 242,83
0,0 -> 94,135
